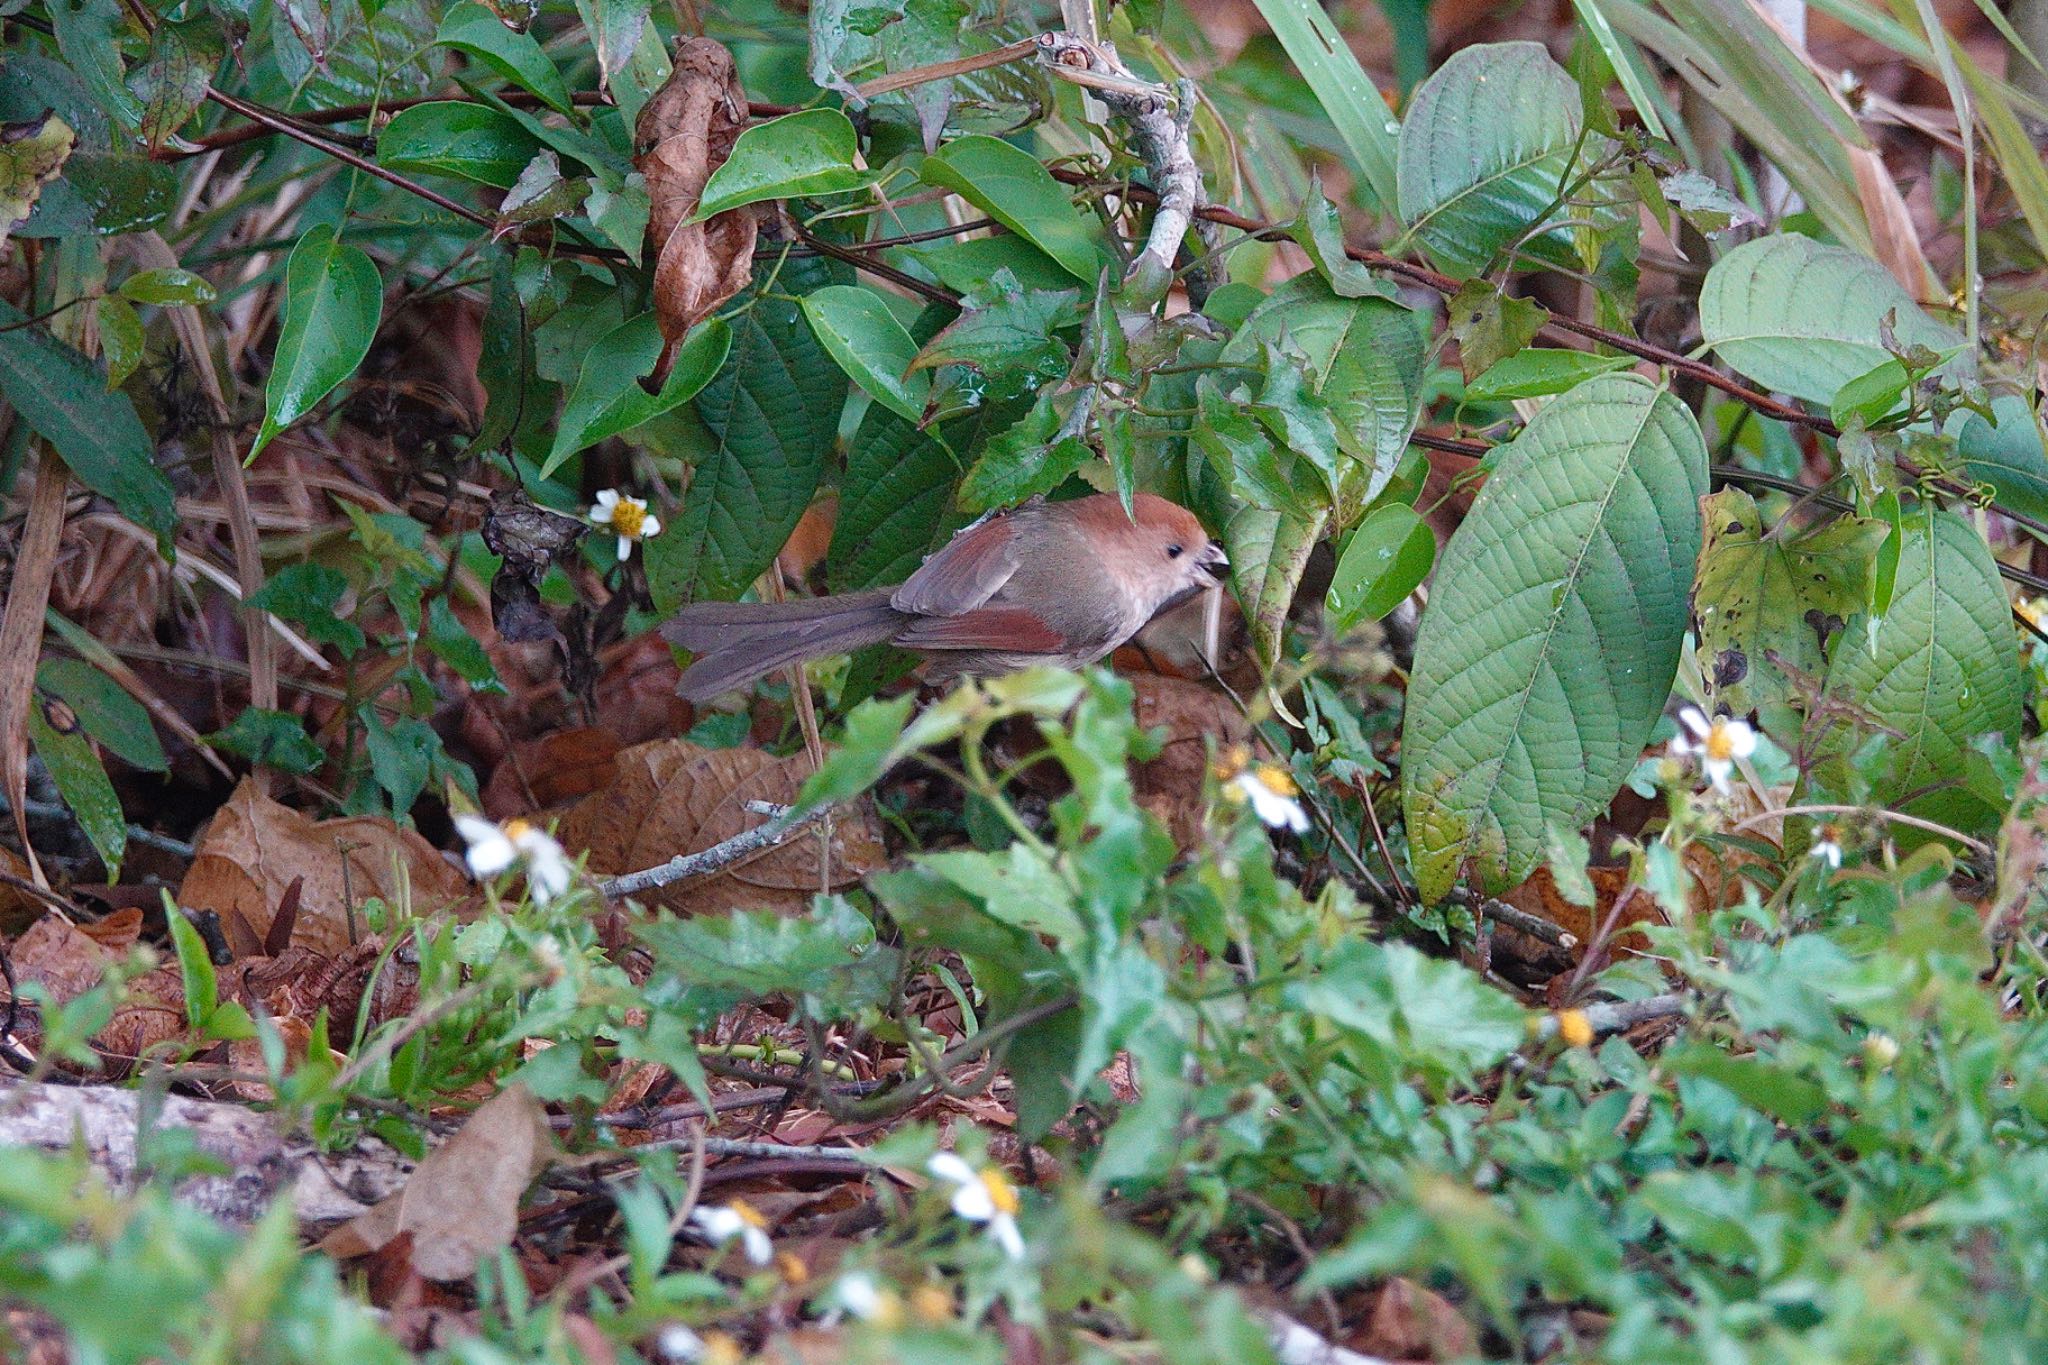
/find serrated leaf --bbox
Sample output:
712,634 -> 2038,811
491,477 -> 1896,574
376,101 -> 542,188
1698,233 -> 1960,406
800,285 -> 927,422
649,260 -> 847,608
1402,374 -> 1707,901
27,697 -> 123,879
245,563 -> 366,654
205,707 -> 327,775
544,313 -> 730,476
1821,505 -> 2021,834
437,0 -> 574,115
831,396 -> 1019,592
0,298 -> 177,539
252,225 -> 381,460
920,135 -> 1107,284
37,657 -> 165,772
1396,43 -> 1582,278
1954,393 -> 2048,525
637,895 -> 898,1019
693,108 -> 872,221
1694,488 -> 1886,714
908,278 -> 1082,402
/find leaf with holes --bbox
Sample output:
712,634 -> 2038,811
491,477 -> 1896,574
1821,505 -> 2021,837
1396,43 -> 1583,279
1402,374 -> 1706,902
1698,234 -> 1960,406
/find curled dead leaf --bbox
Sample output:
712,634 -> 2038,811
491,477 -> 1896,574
177,779 -> 471,958
556,738 -> 885,915
634,36 -> 758,390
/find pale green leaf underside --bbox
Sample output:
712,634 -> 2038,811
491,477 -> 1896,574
1396,42 -> 1581,279
1822,505 -> 2021,826
1402,374 -> 1706,901
1698,233 -> 1960,406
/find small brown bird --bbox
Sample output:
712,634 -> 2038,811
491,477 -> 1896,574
664,493 -> 1229,702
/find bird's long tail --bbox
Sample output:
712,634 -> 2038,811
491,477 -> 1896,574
662,589 -> 903,702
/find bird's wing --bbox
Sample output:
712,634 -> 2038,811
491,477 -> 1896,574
893,605 -> 1065,653
890,512 -> 1022,617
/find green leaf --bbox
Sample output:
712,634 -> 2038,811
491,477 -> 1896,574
909,278 -> 1082,401
903,235 -> 1076,296
693,109 -> 872,221
1698,234 -> 1961,406
1445,281 -> 1550,381
1822,505 -> 2021,834
1463,348 -> 1634,401
959,386 -> 1092,510
164,894 -> 219,1031
0,112 -> 75,252
1285,940 -> 1526,1083
437,0 -> 574,115
205,707 -> 326,775
1227,503 -> 1327,665
362,711 -> 436,817
649,259 -> 848,608
1402,374 -> 1707,901
800,285 -> 928,422
1693,487 -> 1885,715
1223,274 -> 1425,508
246,563 -> 367,654
920,135 -> 1107,284
0,298 -> 177,539
252,225 -> 381,461
831,396 -> 1022,593
375,101 -> 543,188
1289,173 -> 1395,299
26,697 -> 123,879
126,16 -> 222,154
1247,0 -> 1400,212
637,895 -> 899,1020
544,313 -> 731,476
95,295 -> 142,388
1327,503 -> 1435,631
1954,393 -> 2048,525
1569,0 -> 1668,139
120,266 -> 216,307
50,0 -> 142,133
36,658 -> 165,772
1396,43 -> 1583,278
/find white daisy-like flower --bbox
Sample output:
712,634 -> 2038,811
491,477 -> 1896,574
927,1152 -> 1025,1260
455,813 -> 574,903
1669,707 -> 1757,792
1227,765 -> 1312,834
653,1323 -> 705,1363
691,1199 -> 773,1266
833,1271 -> 904,1327
1810,824 -> 1844,869
589,487 -> 662,562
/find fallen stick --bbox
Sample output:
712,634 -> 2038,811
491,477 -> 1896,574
0,1076 -> 410,1226
597,801 -> 835,899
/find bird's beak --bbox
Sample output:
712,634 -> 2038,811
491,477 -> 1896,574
1199,541 -> 1230,580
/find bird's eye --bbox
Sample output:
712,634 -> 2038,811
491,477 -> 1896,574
1166,543 -> 1184,559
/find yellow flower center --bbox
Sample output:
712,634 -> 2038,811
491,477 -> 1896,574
869,1290 -> 906,1330
1254,764 -> 1298,798
909,1284 -> 954,1323
730,1198 -> 767,1230
776,1250 -> 808,1284
609,498 -> 647,539
503,817 -> 534,841
1556,1009 -> 1594,1049
1701,723 -> 1738,762
979,1167 -> 1019,1217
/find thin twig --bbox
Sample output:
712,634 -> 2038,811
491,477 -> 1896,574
1731,802 -> 1993,856
1450,889 -> 1580,950
598,803 -> 836,898
1532,992 -> 1690,1039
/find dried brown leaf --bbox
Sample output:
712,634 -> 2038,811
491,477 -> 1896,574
556,738 -> 885,915
177,779 -> 470,957
1128,675 -> 1248,851
321,1083 -> 555,1282
633,37 -> 757,389
1356,1276 -> 1476,1361
10,912 -> 189,1066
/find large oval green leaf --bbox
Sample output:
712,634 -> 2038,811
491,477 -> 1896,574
437,1 -> 575,116
1954,393 -> 2048,526
1402,374 -> 1707,901
920,135 -> 1108,284
694,109 -> 872,221
252,225 -> 381,460
1821,505 -> 2021,836
800,285 -> 927,422
376,101 -> 542,188
544,313 -> 732,476
1698,234 -> 1960,406
0,298 -> 176,539
1395,42 -> 1581,279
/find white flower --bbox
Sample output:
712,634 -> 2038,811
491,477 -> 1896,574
927,1152 -> 1025,1260
589,487 -> 662,561
1228,766 -> 1311,834
455,813 -> 574,903
833,1271 -> 903,1326
1810,825 -> 1844,869
654,1324 -> 705,1363
691,1199 -> 773,1266
1669,707 -> 1757,792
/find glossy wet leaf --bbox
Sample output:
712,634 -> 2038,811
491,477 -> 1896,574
252,225 -> 381,460
692,108 -> 872,220
437,1 -> 574,115
1328,503 -> 1436,631
920,135 -> 1107,283
376,101 -> 543,188
801,285 -> 927,422
544,313 -> 731,475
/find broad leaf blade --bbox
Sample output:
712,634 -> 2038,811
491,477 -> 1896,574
437,1 -> 575,115
920,135 -> 1107,283
252,225 -> 382,460
544,314 -> 731,475
1402,374 -> 1707,901
375,101 -> 543,188
1955,393 -> 2048,524
1248,0 -> 1401,212
1698,233 -> 1959,405
693,109 -> 872,220
800,285 -> 927,422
